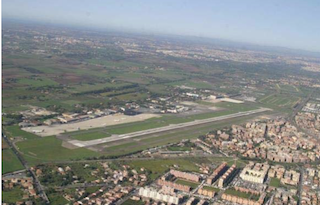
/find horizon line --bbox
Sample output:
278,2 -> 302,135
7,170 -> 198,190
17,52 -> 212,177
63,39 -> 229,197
3,17 -> 320,56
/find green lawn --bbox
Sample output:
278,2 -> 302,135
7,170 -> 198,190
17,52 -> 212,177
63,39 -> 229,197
4,125 -> 39,140
128,158 -> 202,180
16,136 -> 101,165
2,187 -> 24,204
175,179 -> 200,189
202,186 -> 220,192
47,193 -> 68,205
225,188 -> 260,201
71,132 -> 111,141
2,148 -> 24,174
167,146 -> 191,151
18,77 -> 58,87
122,199 -> 145,205
270,177 -> 281,187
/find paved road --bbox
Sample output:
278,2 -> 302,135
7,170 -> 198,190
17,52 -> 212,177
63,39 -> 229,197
69,108 -> 271,147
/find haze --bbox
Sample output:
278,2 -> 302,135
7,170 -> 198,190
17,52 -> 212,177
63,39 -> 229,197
2,0 -> 320,52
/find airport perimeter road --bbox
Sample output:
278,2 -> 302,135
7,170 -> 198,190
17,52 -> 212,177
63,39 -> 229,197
69,108 -> 271,147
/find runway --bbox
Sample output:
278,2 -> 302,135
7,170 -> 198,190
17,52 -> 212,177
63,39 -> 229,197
69,108 -> 271,147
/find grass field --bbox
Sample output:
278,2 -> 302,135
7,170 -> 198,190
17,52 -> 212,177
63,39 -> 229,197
122,199 -> 144,205
71,131 -> 111,141
2,148 -> 24,174
167,146 -> 192,151
2,186 -> 24,204
258,93 -> 300,112
65,101 -> 259,138
128,158 -> 205,180
11,106 -> 267,164
202,186 -> 220,192
4,125 -> 39,140
175,179 -> 200,189
101,113 -> 264,157
16,136 -> 101,165
47,193 -> 68,205
269,177 -> 281,187
225,188 -> 260,200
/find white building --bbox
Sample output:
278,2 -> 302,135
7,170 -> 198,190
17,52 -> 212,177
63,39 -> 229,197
139,187 -> 180,205
240,162 -> 270,184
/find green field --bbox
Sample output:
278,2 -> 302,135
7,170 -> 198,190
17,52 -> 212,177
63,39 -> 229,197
259,93 -> 300,112
2,187 -> 24,204
47,193 -> 68,205
10,105 -> 267,164
269,177 -> 281,187
4,125 -> 39,140
2,148 -> 24,174
122,199 -> 145,205
167,146 -> 192,151
128,158 -> 204,180
202,186 -> 220,192
175,179 -> 200,189
66,101 -> 259,138
225,188 -> 260,200
71,131 -> 111,141
16,136 -> 100,165
101,113 -> 264,157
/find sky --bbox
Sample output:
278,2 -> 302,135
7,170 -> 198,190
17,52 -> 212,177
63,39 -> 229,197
2,0 -> 320,52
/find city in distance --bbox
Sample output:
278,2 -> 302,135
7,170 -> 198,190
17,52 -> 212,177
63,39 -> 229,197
2,1 -> 320,205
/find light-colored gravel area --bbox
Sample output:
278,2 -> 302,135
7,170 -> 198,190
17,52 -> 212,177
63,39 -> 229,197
22,113 -> 160,137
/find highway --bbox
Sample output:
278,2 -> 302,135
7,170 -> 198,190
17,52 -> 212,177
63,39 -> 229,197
69,108 -> 271,147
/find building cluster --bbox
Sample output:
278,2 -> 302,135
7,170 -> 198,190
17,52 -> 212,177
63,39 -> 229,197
197,188 -> 216,197
74,185 -> 133,205
138,187 -> 182,205
300,165 -> 320,205
19,108 -> 115,128
36,162 -> 149,189
202,118 -> 320,163
169,170 -> 200,182
221,191 -> 266,205
268,165 -> 300,186
186,197 -> 208,205
272,188 -> 298,205
2,176 -> 38,205
295,112 -> 320,135
157,179 -> 190,192
217,164 -> 237,188
302,102 -> 320,114
206,162 -> 228,185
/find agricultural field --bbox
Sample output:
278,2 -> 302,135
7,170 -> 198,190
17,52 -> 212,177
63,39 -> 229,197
258,93 -> 300,111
